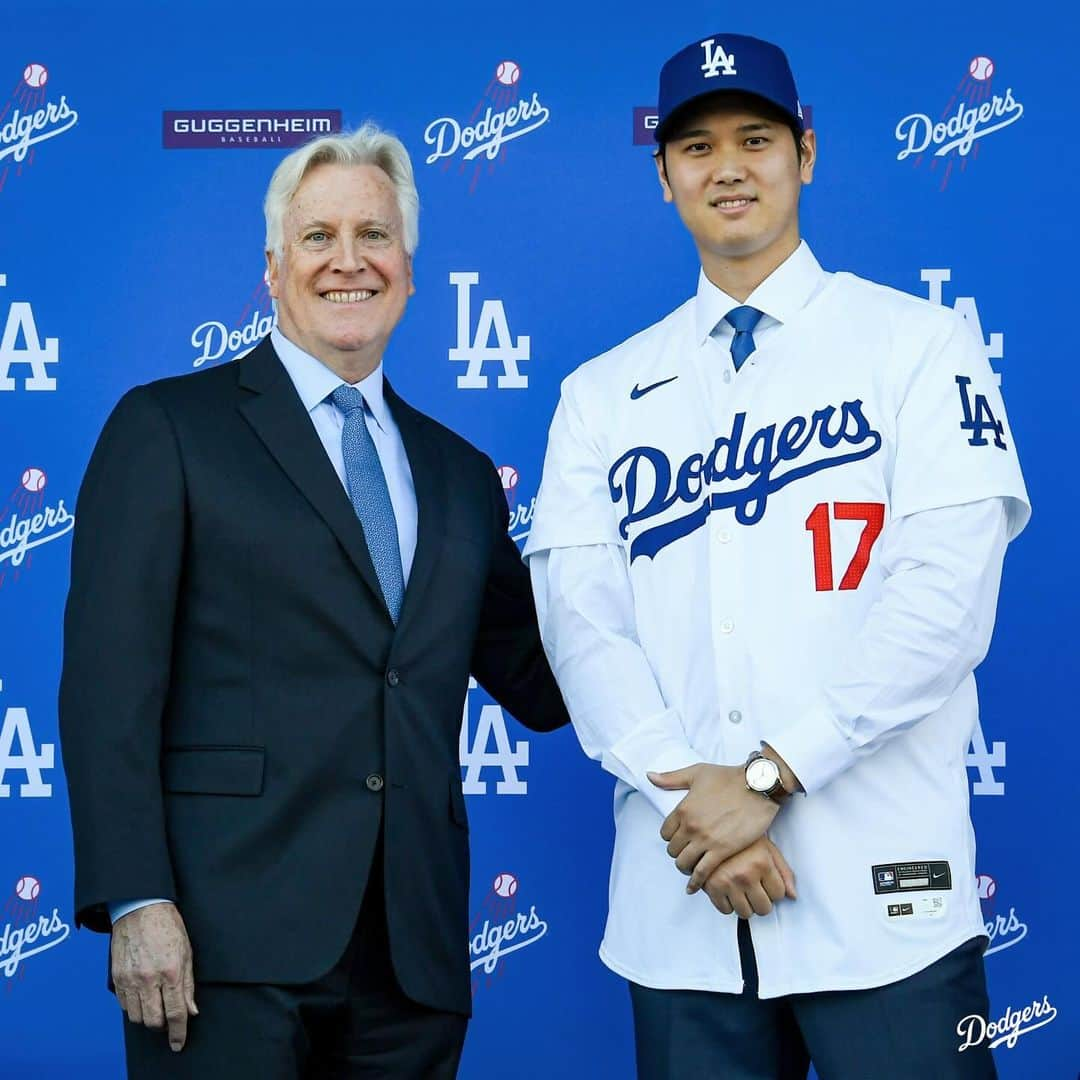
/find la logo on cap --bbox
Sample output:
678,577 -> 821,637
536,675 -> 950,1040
700,38 -> 738,78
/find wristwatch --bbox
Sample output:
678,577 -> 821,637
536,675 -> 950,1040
744,750 -> 789,804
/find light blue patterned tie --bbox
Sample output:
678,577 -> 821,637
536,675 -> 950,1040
331,385 -> 405,623
725,305 -> 764,371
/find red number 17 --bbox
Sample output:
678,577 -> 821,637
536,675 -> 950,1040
804,502 -> 885,592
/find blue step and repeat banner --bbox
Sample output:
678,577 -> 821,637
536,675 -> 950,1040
1,2 -> 1075,1076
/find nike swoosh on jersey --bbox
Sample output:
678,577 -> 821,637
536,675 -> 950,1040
630,376 -> 679,400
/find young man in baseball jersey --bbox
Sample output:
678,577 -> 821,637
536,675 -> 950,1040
524,32 -> 1028,1080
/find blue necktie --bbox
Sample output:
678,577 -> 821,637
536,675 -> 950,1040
725,305 -> 764,371
331,385 -> 405,623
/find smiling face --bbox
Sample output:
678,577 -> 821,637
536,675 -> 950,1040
266,162 -> 414,381
656,94 -> 815,297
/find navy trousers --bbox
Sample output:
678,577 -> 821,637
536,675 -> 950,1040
630,919 -> 997,1080
123,834 -> 467,1080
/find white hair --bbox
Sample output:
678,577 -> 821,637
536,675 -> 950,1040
263,122 -> 419,257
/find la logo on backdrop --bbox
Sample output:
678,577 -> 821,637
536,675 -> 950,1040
895,55 -> 1024,190
0,273 -> 61,392
423,59 -> 551,194
0,678 -> 56,800
0,62 -> 78,194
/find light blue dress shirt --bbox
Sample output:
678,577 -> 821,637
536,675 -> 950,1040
108,329 -> 418,926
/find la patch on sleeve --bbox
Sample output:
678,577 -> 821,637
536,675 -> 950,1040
956,375 -> 1006,449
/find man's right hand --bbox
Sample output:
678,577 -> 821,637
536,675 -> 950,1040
688,836 -> 797,918
111,902 -> 198,1052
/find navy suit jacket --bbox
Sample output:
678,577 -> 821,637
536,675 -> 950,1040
59,337 -> 568,1015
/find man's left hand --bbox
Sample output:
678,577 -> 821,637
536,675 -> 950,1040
650,763 -> 778,874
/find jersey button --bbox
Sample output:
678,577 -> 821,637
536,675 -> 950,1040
717,530 -> 732,544
365,773 -> 385,792
728,710 -> 742,724
720,618 -> 735,634
386,668 -> 401,688
722,370 -> 732,384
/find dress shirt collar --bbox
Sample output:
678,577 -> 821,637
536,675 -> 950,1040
694,240 -> 826,345
270,327 -> 391,432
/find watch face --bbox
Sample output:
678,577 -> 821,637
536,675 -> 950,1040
747,758 -> 780,792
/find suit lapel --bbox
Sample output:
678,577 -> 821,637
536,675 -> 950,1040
385,380 -> 447,639
234,338 -> 391,623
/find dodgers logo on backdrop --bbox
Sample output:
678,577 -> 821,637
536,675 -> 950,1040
460,677 -> 529,794
610,400 -> 883,562
0,679 -> 55,798
423,61 -> 551,193
977,873 -> 1029,957
449,272 -> 530,389
956,993 -> 1057,1052
0,467 -> 74,585
470,871 -> 549,989
0,274 -> 60,391
895,56 -> 1024,190
921,268 -> 1005,385
189,275 -> 277,368
0,62 -> 78,193
163,109 -> 341,149
499,467 -> 536,547
0,875 -> 70,981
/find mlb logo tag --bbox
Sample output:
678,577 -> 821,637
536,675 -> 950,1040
699,38 -> 737,79
956,376 -> 1006,449
877,870 -> 895,888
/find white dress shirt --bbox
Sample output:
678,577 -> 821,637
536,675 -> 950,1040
525,242 -> 1030,996
109,329 -> 417,925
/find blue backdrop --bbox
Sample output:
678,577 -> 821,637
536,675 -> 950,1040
1,2 -> 1074,1075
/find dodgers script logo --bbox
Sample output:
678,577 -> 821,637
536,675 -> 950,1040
0,63 -> 78,194
0,467 -> 74,585
610,400 -> 882,561
470,872 -> 548,991
896,56 -> 1023,190
190,276 -> 276,368
1,876 -> 70,980
977,874 -> 1029,957
424,60 -> 550,193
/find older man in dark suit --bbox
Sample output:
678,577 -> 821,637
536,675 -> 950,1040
59,122 -> 568,1079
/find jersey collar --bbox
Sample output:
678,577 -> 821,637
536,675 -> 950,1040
694,241 -> 827,346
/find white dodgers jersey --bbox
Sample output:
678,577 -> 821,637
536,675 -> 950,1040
525,252 -> 1029,997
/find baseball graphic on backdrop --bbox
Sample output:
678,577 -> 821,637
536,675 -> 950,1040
493,872 -> 518,898
969,56 -> 994,81
21,467 -> 47,493
976,874 -> 997,900
23,63 -> 48,88
15,875 -> 41,901
497,465 -> 519,492
496,60 -> 521,86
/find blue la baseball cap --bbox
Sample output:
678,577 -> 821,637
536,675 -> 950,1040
656,32 -> 804,143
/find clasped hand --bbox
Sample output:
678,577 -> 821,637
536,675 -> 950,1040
649,763 -> 796,917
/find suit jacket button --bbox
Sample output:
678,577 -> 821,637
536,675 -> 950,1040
386,668 -> 401,687
365,774 -> 384,792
